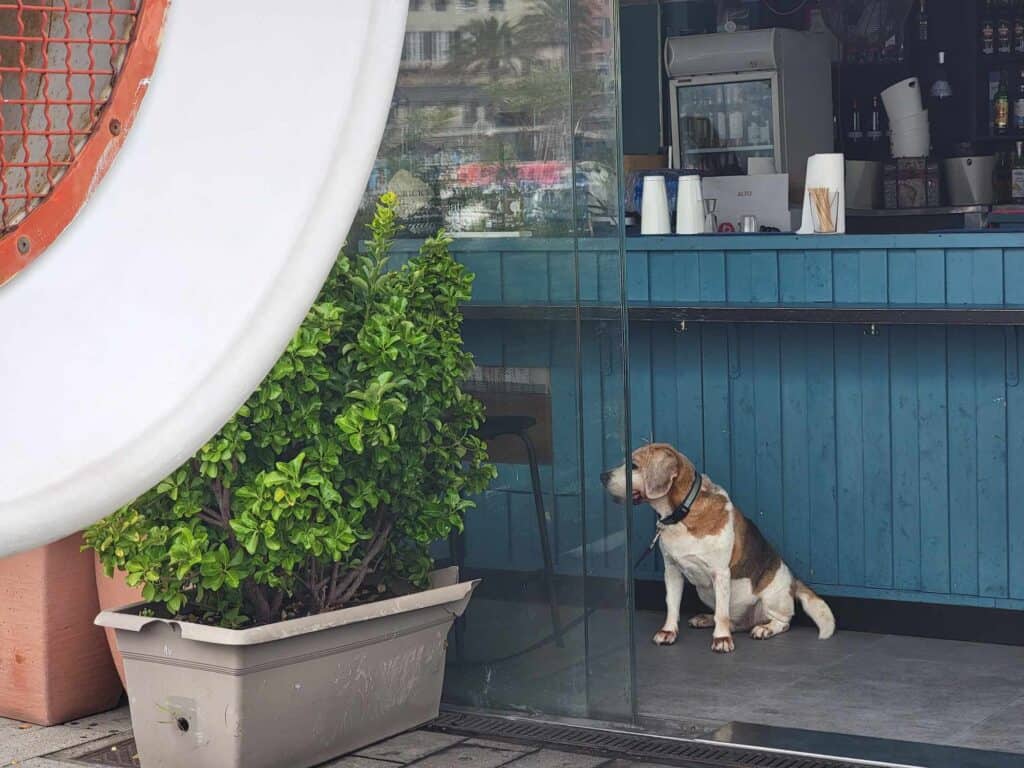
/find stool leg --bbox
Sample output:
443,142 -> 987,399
518,430 -> 564,647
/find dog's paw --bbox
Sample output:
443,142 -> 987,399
750,625 -> 775,640
711,635 -> 735,653
688,614 -> 715,629
652,629 -> 678,646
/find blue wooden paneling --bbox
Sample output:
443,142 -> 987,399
805,326 -> 839,585
976,330 -> 1008,598
1008,329 -> 1024,600
780,327 -> 812,579
889,327 -> 922,592
916,327 -> 951,594
430,233 -> 1024,611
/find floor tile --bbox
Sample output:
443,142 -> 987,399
408,742 -> 534,768
503,749 -> 610,767
954,696 -> 1024,754
358,730 -> 465,763
321,758 -> 402,768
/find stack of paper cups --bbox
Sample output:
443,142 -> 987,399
641,175 -> 671,235
881,77 -> 930,158
797,153 -> 846,234
881,77 -> 923,120
676,175 -> 704,234
890,110 -> 930,158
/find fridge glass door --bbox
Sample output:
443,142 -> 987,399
675,74 -> 776,176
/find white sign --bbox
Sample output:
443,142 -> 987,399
701,173 -> 791,232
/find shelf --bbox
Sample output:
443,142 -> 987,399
684,144 -> 773,156
976,133 -> 1024,142
461,302 -> 1024,327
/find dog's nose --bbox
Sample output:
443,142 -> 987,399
600,471 -> 610,485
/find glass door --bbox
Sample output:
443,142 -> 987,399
671,73 -> 778,175
362,0 -> 635,723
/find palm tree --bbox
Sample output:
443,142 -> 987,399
450,17 -> 524,78
514,0 -> 601,58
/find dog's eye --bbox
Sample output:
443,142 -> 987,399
631,462 -> 639,470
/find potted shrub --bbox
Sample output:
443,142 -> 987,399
87,194 -> 494,768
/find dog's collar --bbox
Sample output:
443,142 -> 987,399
659,469 -> 703,527
634,466 -> 703,569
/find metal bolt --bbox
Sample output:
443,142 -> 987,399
16,236 -> 30,255
108,118 -> 122,135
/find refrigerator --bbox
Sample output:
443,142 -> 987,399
666,28 -> 833,203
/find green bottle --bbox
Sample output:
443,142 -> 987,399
995,71 -> 1011,135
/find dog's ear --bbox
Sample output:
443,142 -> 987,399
642,448 -> 678,499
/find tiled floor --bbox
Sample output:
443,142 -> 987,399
0,712 -> 674,767
2,609 -> 1022,766
0,706 -> 133,767
635,610 -> 1024,754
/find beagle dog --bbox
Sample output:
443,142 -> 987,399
602,443 -> 835,653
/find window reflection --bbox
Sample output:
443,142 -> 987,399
362,0 -> 618,239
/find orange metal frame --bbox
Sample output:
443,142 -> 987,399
0,0 -> 169,286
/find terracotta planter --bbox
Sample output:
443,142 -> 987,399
93,553 -> 143,689
0,534 -> 123,725
96,568 -> 476,768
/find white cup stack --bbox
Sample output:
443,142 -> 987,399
676,175 -> 705,234
641,175 -> 671,235
881,77 -> 930,158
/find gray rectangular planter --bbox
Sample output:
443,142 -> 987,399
95,568 -> 476,768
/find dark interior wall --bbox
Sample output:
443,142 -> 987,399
619,0 -> 803,156
620,2 -> 662,154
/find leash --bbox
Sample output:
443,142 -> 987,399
633,468 -> 703,568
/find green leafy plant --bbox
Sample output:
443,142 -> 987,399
85,194 -> 495,627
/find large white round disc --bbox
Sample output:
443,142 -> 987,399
0,1 -> 408,557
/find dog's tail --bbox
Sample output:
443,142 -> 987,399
793,580 -> 835,639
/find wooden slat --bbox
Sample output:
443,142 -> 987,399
976,328 -> 1009,597
1008,328 -> 1024,600
890,326 -> 922,591
862,327 -> 893,589
807,325 -> 839,585
753,325 -> 784,547
780,326 -> 811,579
835,326 -> 866,586
917,326 -> 951,594
630,325 -> 656,576
947,327 -> 979,596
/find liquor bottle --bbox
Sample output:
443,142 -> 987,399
918,0 -> 929,42
1016,69 -> 1024,130
1000,0 -> 1014,55
868,96 -> 883,141
715,89 -> 728,148
727,85 -> 744,147
848,97 -> 863,142
747,103 -> 762,145
931,52 -> 953,101
1016,0 -> 1024,54
983,0 -> 996,55
1013,141 -> 1024,201
995,71 -> 1011,134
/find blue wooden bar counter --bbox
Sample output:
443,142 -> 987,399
392,233 -> 1024,611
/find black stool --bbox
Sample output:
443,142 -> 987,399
450,415 -> 564,652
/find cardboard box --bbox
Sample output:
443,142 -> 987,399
624,154 -> 668,173
897,158 -> 927,209
700,174 -> 791,232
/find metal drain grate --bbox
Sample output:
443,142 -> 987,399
70,716 -> 873,768
426,711 -> 874,768
72,737 -> 139,766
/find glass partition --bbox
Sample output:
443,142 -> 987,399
359,0 -> 635,722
